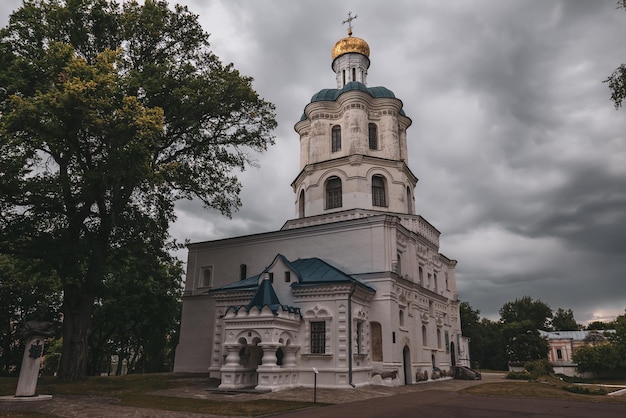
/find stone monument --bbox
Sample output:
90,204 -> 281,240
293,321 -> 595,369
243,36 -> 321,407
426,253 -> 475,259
0,308 -> 54,402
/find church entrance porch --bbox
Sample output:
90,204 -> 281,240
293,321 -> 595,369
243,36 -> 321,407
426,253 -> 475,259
218,337 -> 261,390
218,336 -> 301,391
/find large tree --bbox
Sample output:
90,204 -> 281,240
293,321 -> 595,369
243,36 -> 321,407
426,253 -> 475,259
499,296 -> 551,365
88,242 -> 183,375
0,0 -> 276,379
573,310 -> 626,376
551,308 -> 580,331
499,296 -> 553,331
459,301 -> 507,370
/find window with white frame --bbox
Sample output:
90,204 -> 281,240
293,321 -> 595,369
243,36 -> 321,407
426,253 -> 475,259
372,175 -> 386,207
310,321 -> 326,354
368,123 -> 378,150
325,176 -> 342,209
331,125 -> 341,152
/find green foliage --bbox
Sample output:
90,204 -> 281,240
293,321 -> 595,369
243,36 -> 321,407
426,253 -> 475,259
507,360 -> 556,381
499,296 -> 551,364
501,320 -> 549,364
563,385 -> 607,396
506,371 -> 531,380
0,0 -> 276,379
499,296 -> 553,331
551,308 -> 580,331
585,320 -> 611,330
606,2 -> 626,109
573,316 -> 626,376
0,255 -> 62,376
88,245 -> 183,375
524,358 -> 553,380
42,338 -> 63,376
459,301 -> 508,370
606,63 -> 626,109
573,344 -> 602,374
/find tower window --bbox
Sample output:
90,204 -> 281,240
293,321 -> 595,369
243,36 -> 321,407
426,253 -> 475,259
331,125 -> 341,152
325,176 -> 342,209
240,264 -> 247,281
299,189 -> 305,218
200,266 -> 213,288
406,186 -> 413,214
372,175 -> 386,207
368,123 -> 378,150
352,67 -> 356,82
285,271 -> 291,282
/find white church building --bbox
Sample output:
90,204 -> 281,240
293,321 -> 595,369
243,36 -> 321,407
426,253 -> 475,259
174,20 -> 469,390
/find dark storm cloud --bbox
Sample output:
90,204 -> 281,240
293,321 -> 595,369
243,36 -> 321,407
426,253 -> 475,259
2,0 -> 625,323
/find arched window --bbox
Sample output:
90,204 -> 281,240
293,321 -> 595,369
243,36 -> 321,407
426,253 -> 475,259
240,264 -> 247,281
299,189 -> 305,218
372,175 -> 386,207
406,186 -> 413,214
331,125 -> 341,152
352,67 -> 356,82
342,70 -> 346,86
395,253 -> 402,275
325,176 -> 342,209
419,266 -> 424,286
368,123 -> 378,150
434,273 -> 438,292
422,325 -> 428,346
371,322 -> 383,362
399,309 -> 405,327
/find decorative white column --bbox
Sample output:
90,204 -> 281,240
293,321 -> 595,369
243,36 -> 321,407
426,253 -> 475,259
282,346 -> 299,368
258,343 -> 280,368
219,343 -> 247,390
223,344 -> 242,367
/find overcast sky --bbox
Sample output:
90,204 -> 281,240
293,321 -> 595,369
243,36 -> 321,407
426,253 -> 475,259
2,0 -> 625,324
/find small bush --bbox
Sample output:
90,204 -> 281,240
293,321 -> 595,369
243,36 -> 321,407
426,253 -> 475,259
506,371 -> 531,380
524,359 -> 553,379
563,385 -> 607,396
555,373 -> 588,384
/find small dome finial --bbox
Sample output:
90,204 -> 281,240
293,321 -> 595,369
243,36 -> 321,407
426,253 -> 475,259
332,12 -> 370,61
342,11 -> 358,37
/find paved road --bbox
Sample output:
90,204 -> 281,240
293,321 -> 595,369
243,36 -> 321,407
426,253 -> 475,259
278,390 -> 626,418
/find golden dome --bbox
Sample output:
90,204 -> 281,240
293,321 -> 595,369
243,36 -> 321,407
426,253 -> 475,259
331,35 -> 370,61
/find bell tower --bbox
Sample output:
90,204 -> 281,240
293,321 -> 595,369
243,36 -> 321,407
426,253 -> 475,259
291,14 -> 417,220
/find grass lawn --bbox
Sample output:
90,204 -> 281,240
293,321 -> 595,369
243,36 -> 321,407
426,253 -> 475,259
0,373 -> 322,417
461,375 -> 626,404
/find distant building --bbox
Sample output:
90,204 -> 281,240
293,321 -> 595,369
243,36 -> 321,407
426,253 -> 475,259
174,18 -> 468,390
539,330 -> 613,377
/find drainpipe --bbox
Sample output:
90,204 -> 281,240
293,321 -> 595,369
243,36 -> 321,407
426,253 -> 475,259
348,283 -> 357,387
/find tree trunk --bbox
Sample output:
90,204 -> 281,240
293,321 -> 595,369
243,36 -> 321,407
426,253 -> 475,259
58,285 -> 96,379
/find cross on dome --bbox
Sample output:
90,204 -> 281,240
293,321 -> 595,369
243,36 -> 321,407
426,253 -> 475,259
342,11 -> 358,36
